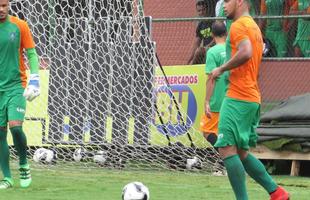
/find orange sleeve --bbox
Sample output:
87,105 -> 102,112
20,21 -> 35,49
230,21 -> 249,47
260,0 -> 267,14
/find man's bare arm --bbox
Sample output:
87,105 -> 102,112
211,39 -> 252,78
221,39 -> 252,71
187,37 -> 202,64
205,75 -> 215,118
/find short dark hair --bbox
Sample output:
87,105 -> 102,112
196,0 -> 206,7
211,21 -> 226,37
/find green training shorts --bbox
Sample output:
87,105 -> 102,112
0,88 -> 26,126
214,97 -> 260,150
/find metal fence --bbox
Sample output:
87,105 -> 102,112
151,15 -> 310,114
151,15 -> 310,66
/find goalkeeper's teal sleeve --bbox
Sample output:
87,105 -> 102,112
26,48 -> 39,74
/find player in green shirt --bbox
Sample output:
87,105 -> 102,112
0,0 -> 40,189
200,21 -> 228,170
259,0 -> 289,57
290,0 -> 310,57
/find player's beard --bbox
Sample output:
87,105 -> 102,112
224,0 -> 237,20
225,9 -> 235,20
226,13 -> 234,20
0,13 -> 7,21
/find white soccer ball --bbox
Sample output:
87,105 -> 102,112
44,149 -> 55,163
186,156 -> 200,170
122,182 -> 150,200
73,147 -> 86,162
33,148 -> 55,163
93,150 -> 107,164
33,148 -> 47,162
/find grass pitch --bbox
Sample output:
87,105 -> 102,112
1,164 -> 309,200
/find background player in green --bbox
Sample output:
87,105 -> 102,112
200,21 -> 228,176
0,0 -> 40,189
201,20 -> 228,144
290,0 -> 310,57
259,0 -> 290,57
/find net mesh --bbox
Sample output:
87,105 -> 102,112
9,0 -> 223,173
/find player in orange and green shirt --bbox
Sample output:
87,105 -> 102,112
0,0 -> 40,189
208,0 -> 289,199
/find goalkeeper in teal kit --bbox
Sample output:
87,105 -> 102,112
0,0 -> 40,189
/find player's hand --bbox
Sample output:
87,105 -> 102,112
210,67 -> 224,80
205,102 -> 211,119
23,74 -> 40,101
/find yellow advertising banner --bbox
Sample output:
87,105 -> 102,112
17,65 -> 208,147
150,64 -> 207,147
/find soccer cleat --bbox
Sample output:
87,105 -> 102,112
19,166 -> 32,188
0,178 -> 13,189
270,186 -> 290,200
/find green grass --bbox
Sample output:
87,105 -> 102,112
1,164 -> 309,200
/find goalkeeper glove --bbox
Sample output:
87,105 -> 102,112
23,74 -> 40,101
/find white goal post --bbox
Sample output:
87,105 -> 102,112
9,0 -> 222,172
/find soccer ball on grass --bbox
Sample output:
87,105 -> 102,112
33,147 -> 55,163
122,182 -> 150,200
93,150 -> 107,165
73,147 -> 88,162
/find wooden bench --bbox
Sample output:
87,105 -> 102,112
250,145 -> 310,176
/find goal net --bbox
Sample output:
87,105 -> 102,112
9,0 -> 223,173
